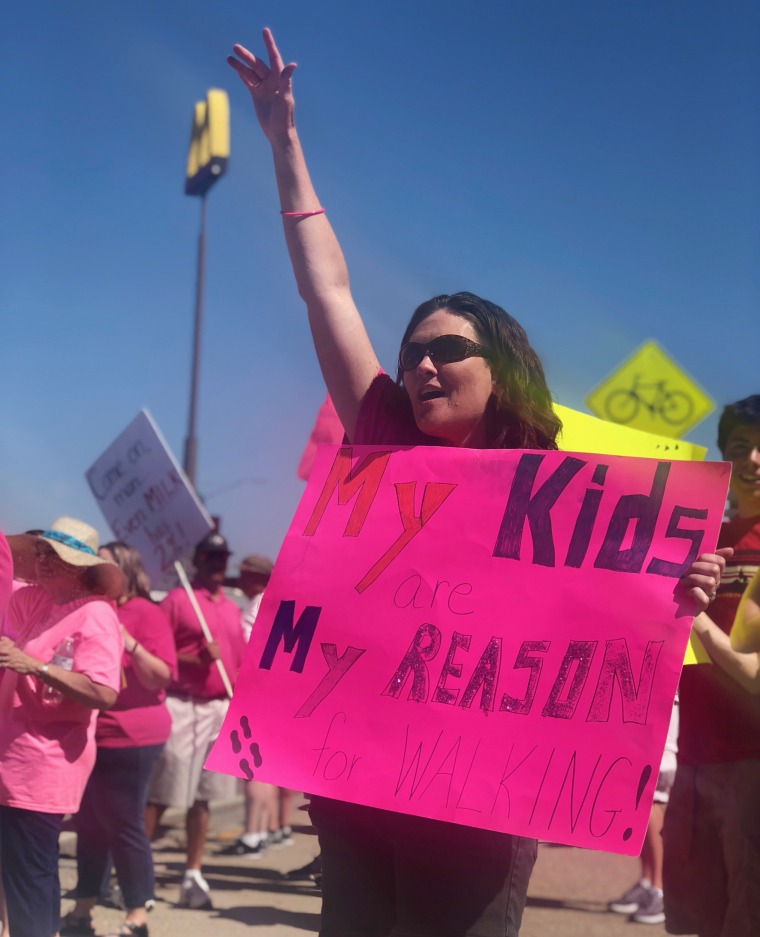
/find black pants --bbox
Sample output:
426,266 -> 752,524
74,744 -> 164,908
0,804 -> 64,937
310,797 -> 537,937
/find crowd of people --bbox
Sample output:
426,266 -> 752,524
0,24 -> 757,937
0,524 -> 278,937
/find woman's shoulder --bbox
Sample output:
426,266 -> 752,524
66,596 -> 120,631
119,595 -> 169,626
122,595 -> 158,612
354,371 -> 427,446
8,584 -> 51,628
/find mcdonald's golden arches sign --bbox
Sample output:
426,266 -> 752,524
185,89 -> 229,196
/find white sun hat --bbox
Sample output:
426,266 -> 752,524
8,517 -> 126,598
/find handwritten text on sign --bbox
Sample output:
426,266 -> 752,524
85,410 -> 212,583
208,446 -> 729,855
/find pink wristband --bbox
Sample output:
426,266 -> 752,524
280,208 -> 325,217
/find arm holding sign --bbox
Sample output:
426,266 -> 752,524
730,566 -> 760,653
173,560 -> 233,698
227,29 -> 379,441
177,641 -> 221,666
678,547 -> 760,694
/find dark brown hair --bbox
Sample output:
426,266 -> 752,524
397,292 -> 562,450
717,395 -> 760,456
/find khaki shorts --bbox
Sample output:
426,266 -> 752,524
147,696 -> 238,809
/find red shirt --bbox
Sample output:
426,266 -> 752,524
353,372 -> 444,446
162,584 -> 244,700
96,597 -> 178,748
677,514 -> 760,764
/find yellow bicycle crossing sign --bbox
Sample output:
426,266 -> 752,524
585,340 -> 714,438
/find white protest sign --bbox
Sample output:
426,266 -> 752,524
86,410 -> 213,583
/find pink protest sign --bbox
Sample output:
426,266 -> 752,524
297,394 -> 344,480
207,445 -> 729,855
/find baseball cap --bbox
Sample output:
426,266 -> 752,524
239,554 -> 274,576
194,532 -> 231,557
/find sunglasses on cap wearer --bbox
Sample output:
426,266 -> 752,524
398,335 -> 490,372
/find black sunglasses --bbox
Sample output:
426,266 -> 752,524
398,334 -> 490,372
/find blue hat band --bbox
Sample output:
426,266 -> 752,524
41,529 -> 96,556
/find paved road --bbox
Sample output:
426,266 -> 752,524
59,797 -> 667,936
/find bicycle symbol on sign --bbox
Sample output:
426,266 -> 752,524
603,376 -> 694,427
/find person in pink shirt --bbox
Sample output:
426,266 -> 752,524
145,532 -> 245,910
226,30 -> 731,937
0,518 -> 124,937
61,542 -> 177,937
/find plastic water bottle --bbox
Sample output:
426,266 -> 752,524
40,635 -> 77,707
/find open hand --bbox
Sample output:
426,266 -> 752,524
228,28 -> 297,141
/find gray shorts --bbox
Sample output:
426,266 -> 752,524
147,695 -> 238,809
663,759 -> 760,937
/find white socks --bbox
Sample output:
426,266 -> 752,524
240,832 -> 265,847
639,878 -> 663,897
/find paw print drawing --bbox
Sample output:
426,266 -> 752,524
230,715 -> 263,780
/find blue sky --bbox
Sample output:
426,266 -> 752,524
1,0 -> 758,567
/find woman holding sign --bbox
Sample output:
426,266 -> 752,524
228,30 -> 728,937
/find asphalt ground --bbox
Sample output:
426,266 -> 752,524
58,795 -> 668,937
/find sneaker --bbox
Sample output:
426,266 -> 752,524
217,837 -> 267,858
632,889 -> 665,925
609,881 -> 652,914
268,826 -> 294,847
178,875 -> 212,910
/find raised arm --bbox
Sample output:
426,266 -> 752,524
228,29 -> 380,440
731,566 -> 760,652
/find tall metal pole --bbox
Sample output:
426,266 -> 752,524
183,192 -> 207,487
